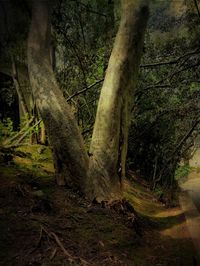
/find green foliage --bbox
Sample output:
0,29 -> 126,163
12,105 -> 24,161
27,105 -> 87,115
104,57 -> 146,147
0,118 -> 15,143
175,164 -> 191,181
154,185 -> 164,199
0,0 -> 199,195
52,0 -> 116,133
190,82 -> 200,93
127,0 -> 200,190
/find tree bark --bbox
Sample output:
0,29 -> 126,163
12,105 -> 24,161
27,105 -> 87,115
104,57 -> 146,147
88,0 -> 149,201
27,0 -> 149,201
11,58 -> 30,119
0,60 -> 34,116
27,1 -> 89,192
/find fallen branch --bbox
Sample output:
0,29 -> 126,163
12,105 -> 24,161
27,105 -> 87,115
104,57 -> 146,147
3,116 -> 34,145
5,119 -> 42,148
41,226 -> 90,265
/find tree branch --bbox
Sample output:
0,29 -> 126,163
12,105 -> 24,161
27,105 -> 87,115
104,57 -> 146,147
70,0 -> 107,17
140,49 -> 200,68
67,79 -> 104,102
194,0 -> 200,19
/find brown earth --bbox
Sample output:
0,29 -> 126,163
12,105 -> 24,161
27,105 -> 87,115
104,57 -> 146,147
0,145 -> 198,265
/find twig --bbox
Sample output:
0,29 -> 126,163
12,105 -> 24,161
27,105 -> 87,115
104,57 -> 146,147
41,226 -> 90,265
12,119 -> 42,146
3,143 -> 31,149
169,119 -> 200,160
140,48 -> 200,68
137,61 -> 200,100
81,126 -> 93,136
194,0 -> 200,19
50,248 -> 57,260
3,116 -> 34,145
153,119 -> 200,187
70,0 -> 107,17
67,79 -> 104,102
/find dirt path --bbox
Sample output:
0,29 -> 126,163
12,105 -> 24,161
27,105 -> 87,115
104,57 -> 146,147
179,170 -> 200,262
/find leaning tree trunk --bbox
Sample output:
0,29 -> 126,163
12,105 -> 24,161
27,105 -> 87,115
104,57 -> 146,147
27,1 -> 89,192
88,0 -> 149,201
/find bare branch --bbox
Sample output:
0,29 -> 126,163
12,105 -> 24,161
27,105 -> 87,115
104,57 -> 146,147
140,49 -> 200,68
67,79 -> 104,102
70,0 -> 107,17
194,0 -> 200,19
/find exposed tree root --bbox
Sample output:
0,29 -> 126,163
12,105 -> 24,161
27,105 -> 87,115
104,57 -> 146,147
92,198 -> 142,236
108,199 -> 142,236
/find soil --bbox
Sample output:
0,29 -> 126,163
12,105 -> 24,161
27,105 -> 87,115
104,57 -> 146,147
0,145 -> 198,265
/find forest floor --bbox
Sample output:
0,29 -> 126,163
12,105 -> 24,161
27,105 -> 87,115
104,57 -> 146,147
0,145 -> 198,266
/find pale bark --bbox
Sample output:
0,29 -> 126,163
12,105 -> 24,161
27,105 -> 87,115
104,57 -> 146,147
27,1 -> 89,192
40,121 -> 46,145
27,0 -> 149,201
88,0 -> 149,201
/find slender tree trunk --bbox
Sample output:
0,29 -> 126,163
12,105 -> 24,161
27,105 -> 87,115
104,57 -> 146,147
11,58 -> 30,120
88,0 -> 149,201
27,1 -> 89,192
40,121 -> 46,145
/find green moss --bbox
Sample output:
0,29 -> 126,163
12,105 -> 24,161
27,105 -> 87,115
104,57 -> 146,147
17,145 -> 52,160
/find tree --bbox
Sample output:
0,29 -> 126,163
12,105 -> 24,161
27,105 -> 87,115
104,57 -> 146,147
28,0 -> 149,201
128,0 -> 200,196
88,0 -> 149,200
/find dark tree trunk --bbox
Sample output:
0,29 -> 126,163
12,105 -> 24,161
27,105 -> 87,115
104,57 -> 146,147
27,1 -> 89,192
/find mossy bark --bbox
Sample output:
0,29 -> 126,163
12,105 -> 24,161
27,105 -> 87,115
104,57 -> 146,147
88,0 -> 149,201
27,1 -> 89,192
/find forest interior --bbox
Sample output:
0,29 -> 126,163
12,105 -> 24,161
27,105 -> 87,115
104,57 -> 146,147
0,0 -> 200,265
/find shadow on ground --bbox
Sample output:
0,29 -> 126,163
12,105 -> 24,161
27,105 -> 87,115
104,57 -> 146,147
0,145 -> 198,265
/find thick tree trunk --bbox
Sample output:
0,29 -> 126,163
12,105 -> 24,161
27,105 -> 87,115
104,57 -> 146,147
88,0 -> 149,201
27,1 -> 89,192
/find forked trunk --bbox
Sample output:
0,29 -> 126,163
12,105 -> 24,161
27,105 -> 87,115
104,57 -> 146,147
27,0 -> 149,202
88,0 -> 149,201
27,1 -> 89,192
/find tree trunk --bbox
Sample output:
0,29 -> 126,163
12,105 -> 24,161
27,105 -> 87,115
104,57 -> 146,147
40,121 -> 47,145
11,58 -> 30,120
88,0 -> 149,201
27,0 -> 149,201
27,1 -> 89,192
